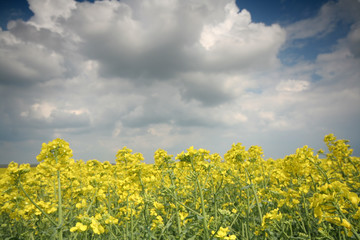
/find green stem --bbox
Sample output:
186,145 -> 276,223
54,152 -> 63,240
190,158 -> 209,239
57,169 -> 63,240
213,185 -> 218,224
346,156 -> 360,175
245,168 -> 263,222
301,193 -> 311,238
130,203 -> 134,240
169,171 -> 182,236
138,171 -> 151,239
18,181 -> 57,227
309,158 -> 330,184
196,176 -> 209,239
86,188 -> 99,215
174,198 -> 202,217
334,203 -> 360,240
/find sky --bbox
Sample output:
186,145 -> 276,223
0,0 -> 359,165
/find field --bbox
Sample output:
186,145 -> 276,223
0,134 -> 359,239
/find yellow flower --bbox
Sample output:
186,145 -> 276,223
151,215 -> 164,230
76,199 -> 87,209
105,216 -> 118,225
353,208 -> 360,219
179,211 -> 188,221
325,216 -> 352,231
97,189 -> 106,199
347,192 -> 360,206
153,201 -> 164,210
212,227 -> 236,239
212,227 -> 229,238
314,207 -> 323,222
70,222 -> 88,232
36,138 -> 73,166
225,235 -> 237,240
262,208 -> 282,227
187,146 -> 197,156
95,213 -> 102,220
90,219 -> 105,234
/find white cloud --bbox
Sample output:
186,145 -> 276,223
276,80 -> 310,92
347,25 -> 360,58
200,3 -> 285,57
285,2 -> 337,40
198,3 -> 286,72
259,111 -> 275,122
221,112 -> 248,125
0,29 -> 65,85
30,102 -> 56,119
60,0 -> 286,80
200,3 -> 247,50
0,0 -> 359,164
286,0 -> 360,41
27,0 -> 77,31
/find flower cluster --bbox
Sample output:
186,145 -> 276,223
36,138 -> 73,168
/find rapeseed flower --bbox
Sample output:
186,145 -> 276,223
70,222 -> 88,232
90,218 -> 105,234
262,208 -> 282,227
212,227 -> 237,240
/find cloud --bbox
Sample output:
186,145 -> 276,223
0,0 -> 359,164
276,80 -> 310,93
347,24 -> 360,58
27,0 -> 76,31
285,1 -> 338,41
60,0 -> 285,80
285,0 -> 360,41
178,72 -> 235,107
0,28 -> 65,85
28,102 -> 55,119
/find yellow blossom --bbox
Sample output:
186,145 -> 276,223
90,218 -> 105,235
70,222 -> 88,232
